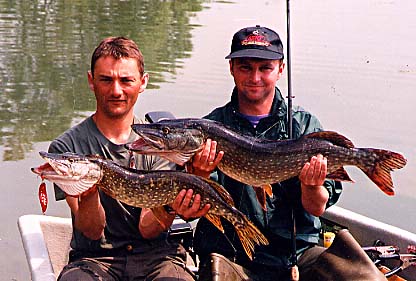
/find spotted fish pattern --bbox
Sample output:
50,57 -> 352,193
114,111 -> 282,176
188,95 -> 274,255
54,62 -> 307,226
128,118 -> 407,196
31,151 -> 268,259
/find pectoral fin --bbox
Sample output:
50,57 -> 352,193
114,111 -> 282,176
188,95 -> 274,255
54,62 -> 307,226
252,185 -> 273,211
264,184 -> 273,197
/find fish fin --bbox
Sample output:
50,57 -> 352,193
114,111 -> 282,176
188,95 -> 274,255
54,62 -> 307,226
230,207 -> 269,260
204,178 -> 235,206
305,131 -> 355,149
327,167 -> 354,182
359,149 -> 407,196
263,184 -> 273,197
205,213 -> 224,233
252,186 -> 267,211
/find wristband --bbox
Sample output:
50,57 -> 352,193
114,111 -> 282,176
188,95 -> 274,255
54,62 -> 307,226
163,205 -> 176,215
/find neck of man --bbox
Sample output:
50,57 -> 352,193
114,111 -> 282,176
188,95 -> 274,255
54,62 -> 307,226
238,96 -> 273,116
92,112 -> 134,145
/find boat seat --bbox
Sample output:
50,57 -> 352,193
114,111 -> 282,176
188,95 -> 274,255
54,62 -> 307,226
18,214 -> 72,281
18,214 -> 198,281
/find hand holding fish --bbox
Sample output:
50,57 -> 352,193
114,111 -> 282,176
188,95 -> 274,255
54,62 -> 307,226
299,154 -> 330,217
186,138 -> 224,178
171,189 -> 211,221
299,154 -> 327,187
142,207 -> 176,238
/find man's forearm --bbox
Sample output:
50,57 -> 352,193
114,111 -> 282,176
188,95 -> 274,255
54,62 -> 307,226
301,183 -> 329,217
139,207 -> 175,239
67,188 -> 106,240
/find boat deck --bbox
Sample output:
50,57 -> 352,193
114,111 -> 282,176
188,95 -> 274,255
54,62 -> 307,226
18,205 -> 416,280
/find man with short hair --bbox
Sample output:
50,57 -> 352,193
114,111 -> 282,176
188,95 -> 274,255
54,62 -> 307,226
50,36 -> 206,280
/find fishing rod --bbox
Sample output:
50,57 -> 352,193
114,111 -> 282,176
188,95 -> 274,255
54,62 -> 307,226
286,0 -> 299,280
286,0 -> 294,139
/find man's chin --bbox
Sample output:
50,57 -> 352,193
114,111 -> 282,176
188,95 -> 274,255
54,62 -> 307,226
104,109 -> 131,119
242,91 -> 265,100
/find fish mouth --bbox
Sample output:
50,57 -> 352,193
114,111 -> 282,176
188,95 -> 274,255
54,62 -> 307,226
31,152 -> 101,196
125,134 -> 165,153
126,130 -> 201,166
31,162 -> 83,186
31,162 -> 57,178
125,135 -> 192,165
129,121 -> 206,165
31,152 -> 82,181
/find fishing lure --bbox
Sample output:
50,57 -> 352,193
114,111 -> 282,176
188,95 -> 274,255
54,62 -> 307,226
38,182 -> 48,214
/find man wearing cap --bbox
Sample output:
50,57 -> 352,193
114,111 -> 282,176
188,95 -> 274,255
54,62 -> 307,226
188,25 -> 342,280
188,25 -> 389,281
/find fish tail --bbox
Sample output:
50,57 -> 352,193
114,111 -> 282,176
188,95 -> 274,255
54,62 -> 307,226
359,148 -> 407,196
231,208 -> 269,260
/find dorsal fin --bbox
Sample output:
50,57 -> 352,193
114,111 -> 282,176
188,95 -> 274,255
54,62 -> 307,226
203,177 -> 235,206
304,131 -> 355,148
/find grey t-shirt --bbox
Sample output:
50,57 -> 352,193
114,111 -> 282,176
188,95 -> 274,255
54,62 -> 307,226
49,116 -> 176,253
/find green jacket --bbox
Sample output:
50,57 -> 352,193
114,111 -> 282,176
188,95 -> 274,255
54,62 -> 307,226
193,87 -> 342,271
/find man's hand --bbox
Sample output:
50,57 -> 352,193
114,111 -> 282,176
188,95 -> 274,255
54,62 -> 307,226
187,138 -> 224,178
299,154 -> 327,187
299,154 -> 329,217
171,189 -> 210,221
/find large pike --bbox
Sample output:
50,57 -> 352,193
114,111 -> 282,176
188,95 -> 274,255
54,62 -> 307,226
31,151 -> 268,259
127,118 -> 407,196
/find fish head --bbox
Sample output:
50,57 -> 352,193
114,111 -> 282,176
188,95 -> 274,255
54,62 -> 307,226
31,152 -> 102,196
127,118 -> 205,165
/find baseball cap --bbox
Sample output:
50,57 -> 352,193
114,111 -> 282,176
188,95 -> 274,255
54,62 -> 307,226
225,25 -> 284,60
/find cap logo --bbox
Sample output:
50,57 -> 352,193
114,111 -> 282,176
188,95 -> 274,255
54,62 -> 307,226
241,30 -> 271,47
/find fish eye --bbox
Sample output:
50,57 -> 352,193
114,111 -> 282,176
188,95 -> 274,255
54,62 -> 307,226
162,127 -> 170,135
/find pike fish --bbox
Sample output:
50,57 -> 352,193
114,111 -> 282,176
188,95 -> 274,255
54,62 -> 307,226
31,151 -> 268,259
127,118 -> 407,196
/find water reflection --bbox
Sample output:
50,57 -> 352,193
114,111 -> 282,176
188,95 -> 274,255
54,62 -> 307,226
0,0 -> 206,161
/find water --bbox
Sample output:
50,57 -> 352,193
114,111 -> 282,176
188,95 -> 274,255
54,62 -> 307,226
1,0 -> 415,279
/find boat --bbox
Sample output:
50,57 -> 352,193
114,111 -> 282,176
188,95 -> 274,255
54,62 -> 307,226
17,214 -> 199,281
19,112 -> 415,280
322,205 -> 416,280
18,205 -> 416,281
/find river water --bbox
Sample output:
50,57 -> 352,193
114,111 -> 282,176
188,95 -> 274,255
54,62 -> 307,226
1,0 -> 415,279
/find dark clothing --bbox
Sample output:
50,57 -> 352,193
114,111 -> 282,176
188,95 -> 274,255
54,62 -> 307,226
198,248 -> 326,281
58,239 -> 193,281
193,87 -> 342,276
49,116 -> 194,280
